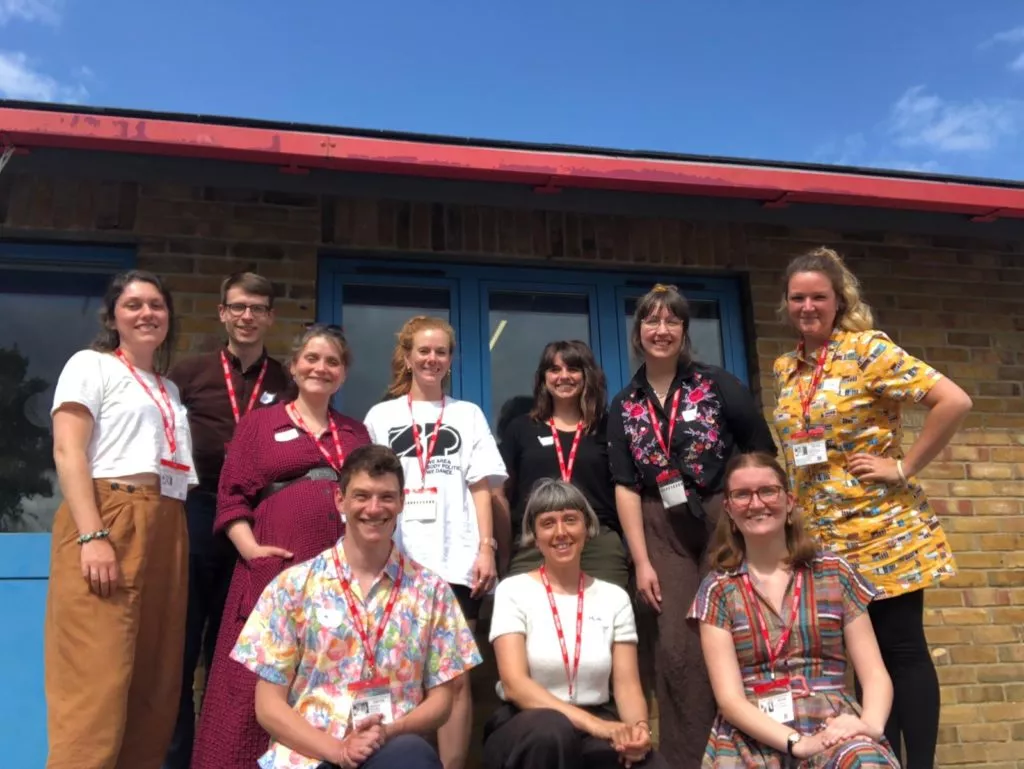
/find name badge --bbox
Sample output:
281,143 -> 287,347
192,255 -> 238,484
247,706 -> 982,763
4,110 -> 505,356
349,677 -> 394,725
274,428 -> 300,442
159,460 -> 191,501
404,487 -> 439,522
681,408 -> 699,422
821,377 -> 841,394
656,469 -> 687,509
259,391 -> 277,405
537,435 -> 555,447
793,440 -> 828,468
754,679 -> 795,724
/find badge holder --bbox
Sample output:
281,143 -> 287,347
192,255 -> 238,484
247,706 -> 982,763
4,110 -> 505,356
159,459 -> 191,501
791,427 -> 828,468
348,677 -> 394,725
656,469 -> 688,509
753,678 -> 795,724
404,486 -> 439,522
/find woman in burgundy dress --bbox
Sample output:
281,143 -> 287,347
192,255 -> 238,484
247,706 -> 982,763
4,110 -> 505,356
191,324 -> 370,769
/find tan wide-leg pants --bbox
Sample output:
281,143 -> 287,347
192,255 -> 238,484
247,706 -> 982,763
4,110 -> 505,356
44,480 -> 188,769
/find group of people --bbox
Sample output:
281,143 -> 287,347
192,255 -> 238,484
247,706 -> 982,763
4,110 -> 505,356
42,245 -> 971,769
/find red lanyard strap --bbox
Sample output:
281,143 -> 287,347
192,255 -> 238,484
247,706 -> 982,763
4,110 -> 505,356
408,394 -> 445,486
332,547 -> 404,678
645,389 -> 683,457
115,349 -> 177,456
221,351 -> 268,424
539,565 -> 585,702
795,342 -> 830,429
549,420 -> 584,483
741,570 -> 804,675
286,403 -> 345,472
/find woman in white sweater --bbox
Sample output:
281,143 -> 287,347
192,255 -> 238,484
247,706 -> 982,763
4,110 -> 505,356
484,479 -> 668,769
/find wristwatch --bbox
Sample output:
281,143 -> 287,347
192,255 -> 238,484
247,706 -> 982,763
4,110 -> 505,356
786,732 -> 802,756
480,536 -> 498,551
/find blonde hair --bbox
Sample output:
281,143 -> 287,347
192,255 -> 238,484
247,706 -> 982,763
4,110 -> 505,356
384,316 -> 456,399
779,247 -> 874,333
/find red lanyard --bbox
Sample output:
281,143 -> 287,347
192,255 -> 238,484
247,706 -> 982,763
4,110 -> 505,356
220,351 -> 268,424
115,349 -> 176,456
549,420 -> 584,482
286,402 -> 345,472
741,570 -> 804,676
795,341 -> 830,431
539,565 -> 585,702
332,546 -> 404,678
645,389 -> 683,457
408,394 -> 445,485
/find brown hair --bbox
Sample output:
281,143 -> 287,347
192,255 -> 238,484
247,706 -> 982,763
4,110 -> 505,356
338,444 -> 405,494
384,316 -> 456,399
630,283 -> 692,362
529,340 -> 607,430
707,452 -> 818,571
779,247 -> 874,333
92,270 -> 177,374
291,323 -> 351,367
221,272 -> 276,308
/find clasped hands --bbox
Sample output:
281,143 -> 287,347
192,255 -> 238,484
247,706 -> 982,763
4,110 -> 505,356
595,719 -> 652,767
336,714 -> 388,768
792,714 -> 880,759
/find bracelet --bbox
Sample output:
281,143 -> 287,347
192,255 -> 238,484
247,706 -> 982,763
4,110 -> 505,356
634,720 -> 652,734
77,529 -> 110,545
896,459 -> 908,485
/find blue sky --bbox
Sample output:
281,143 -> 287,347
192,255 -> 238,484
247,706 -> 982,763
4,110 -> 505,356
3,0 -> 1024,180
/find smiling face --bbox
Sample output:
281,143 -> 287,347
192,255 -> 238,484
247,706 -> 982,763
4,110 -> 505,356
335,470 -> 403,547
786,271 -> 839,345
405,327 -> 452,393
291,335 -> 347,398
219,286 -> 274,347
724,465 -> 794,541
112,279 -> 170,352
533,508 -> 588,567
544,353 -> 584,404
639,304 -> 685,362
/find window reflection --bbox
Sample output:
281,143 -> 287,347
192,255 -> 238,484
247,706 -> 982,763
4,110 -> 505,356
1,292 -> 103,533
340,284 -> 451,421
488,291 -> 590,434
625,297 -> 724,374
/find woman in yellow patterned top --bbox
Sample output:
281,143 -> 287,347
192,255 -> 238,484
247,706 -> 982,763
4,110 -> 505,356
772,246 -> 972,769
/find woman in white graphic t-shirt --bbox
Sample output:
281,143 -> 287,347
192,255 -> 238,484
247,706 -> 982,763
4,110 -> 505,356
363,314 -> 507,769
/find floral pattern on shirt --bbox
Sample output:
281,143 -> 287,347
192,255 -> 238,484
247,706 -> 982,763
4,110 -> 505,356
231,541 -> 482,769
773,329 -> 955,598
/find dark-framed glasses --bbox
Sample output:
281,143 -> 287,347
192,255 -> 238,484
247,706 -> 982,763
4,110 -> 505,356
726,485 -> 785,506
224,302 -> 271,318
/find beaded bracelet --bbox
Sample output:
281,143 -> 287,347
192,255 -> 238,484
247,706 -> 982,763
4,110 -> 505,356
77,529 -> 111,545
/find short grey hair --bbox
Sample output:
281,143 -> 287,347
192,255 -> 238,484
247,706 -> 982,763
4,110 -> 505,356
520,478 -> 600,548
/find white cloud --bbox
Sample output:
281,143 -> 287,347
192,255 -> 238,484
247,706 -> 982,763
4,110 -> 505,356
982,25 -> 1024,48
0,50 -> 87,102
0,0 -> 61,25
1010,52 -> 1024,72
889,85 -> 1018,152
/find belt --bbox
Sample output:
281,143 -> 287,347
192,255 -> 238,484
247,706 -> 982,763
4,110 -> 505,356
256,466 -> 338,505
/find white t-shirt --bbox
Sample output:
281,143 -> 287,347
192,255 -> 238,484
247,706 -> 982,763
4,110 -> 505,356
51,349 -> 198,484
364,396 -> 507,586
489,573 -> 637,705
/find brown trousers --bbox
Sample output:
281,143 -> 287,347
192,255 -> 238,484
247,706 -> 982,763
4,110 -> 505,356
44,480 -> 188,769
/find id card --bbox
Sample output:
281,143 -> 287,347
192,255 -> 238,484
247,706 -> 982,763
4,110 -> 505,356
159,460 -> 191,501
404,487 -> 439,522
349,677 -> 394,725
656,469 -> 687,509
792,440 -> 827,468
754,678 -> 795,723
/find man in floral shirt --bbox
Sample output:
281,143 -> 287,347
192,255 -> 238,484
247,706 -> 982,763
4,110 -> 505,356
231,444 -> 482,769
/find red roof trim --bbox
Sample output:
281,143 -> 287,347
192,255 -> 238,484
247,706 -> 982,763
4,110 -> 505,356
4,105 -> 1024,219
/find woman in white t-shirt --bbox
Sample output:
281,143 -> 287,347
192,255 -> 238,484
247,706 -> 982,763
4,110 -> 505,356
363,314 -> 507,769
45,270 -> 197,769
484,479 -> 667,769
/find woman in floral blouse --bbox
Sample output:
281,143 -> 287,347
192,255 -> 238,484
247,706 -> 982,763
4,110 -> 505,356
773,247 -> 972,769
608,284 -> 776,769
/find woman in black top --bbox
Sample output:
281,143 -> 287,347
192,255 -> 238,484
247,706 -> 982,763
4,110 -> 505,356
501,340 -> 629,589
607,284 -> 776,769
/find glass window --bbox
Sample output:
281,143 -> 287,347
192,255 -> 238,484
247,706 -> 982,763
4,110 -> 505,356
488,290 -> 590,434
339,284 -> 451,421
624,296 -> 724,375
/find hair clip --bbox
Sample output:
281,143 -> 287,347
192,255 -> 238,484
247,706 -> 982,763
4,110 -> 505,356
652,283 -> 671,293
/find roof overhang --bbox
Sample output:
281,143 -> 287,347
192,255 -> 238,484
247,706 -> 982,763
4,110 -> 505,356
3,103 -> 1024,222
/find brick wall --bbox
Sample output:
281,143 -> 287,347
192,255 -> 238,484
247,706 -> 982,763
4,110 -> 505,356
3,171 -> 1023,767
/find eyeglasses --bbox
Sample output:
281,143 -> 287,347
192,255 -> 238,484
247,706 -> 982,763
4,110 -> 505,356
640,316 -> 684,329
224,302 -> 271,318
726,485 -> 785,506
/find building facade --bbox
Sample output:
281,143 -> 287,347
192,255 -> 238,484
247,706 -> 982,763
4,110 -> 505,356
1,101 -> 1023,767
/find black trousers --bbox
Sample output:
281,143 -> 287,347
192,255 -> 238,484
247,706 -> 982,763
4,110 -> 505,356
482,705 -> 670,769
162,490 -> 235,769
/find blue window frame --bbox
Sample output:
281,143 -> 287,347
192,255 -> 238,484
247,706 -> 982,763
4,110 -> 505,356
319,256 -> 749,424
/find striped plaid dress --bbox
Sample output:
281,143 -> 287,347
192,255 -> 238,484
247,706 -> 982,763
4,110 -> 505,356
688,553 -> 899,768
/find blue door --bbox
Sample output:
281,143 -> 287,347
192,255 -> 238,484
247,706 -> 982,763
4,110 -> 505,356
0,245 -> 133,766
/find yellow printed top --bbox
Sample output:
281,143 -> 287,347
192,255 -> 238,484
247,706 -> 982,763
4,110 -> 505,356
773,328 -> 956,598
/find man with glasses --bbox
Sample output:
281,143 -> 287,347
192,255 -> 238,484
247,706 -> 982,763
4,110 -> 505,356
164,272 -> 293,769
